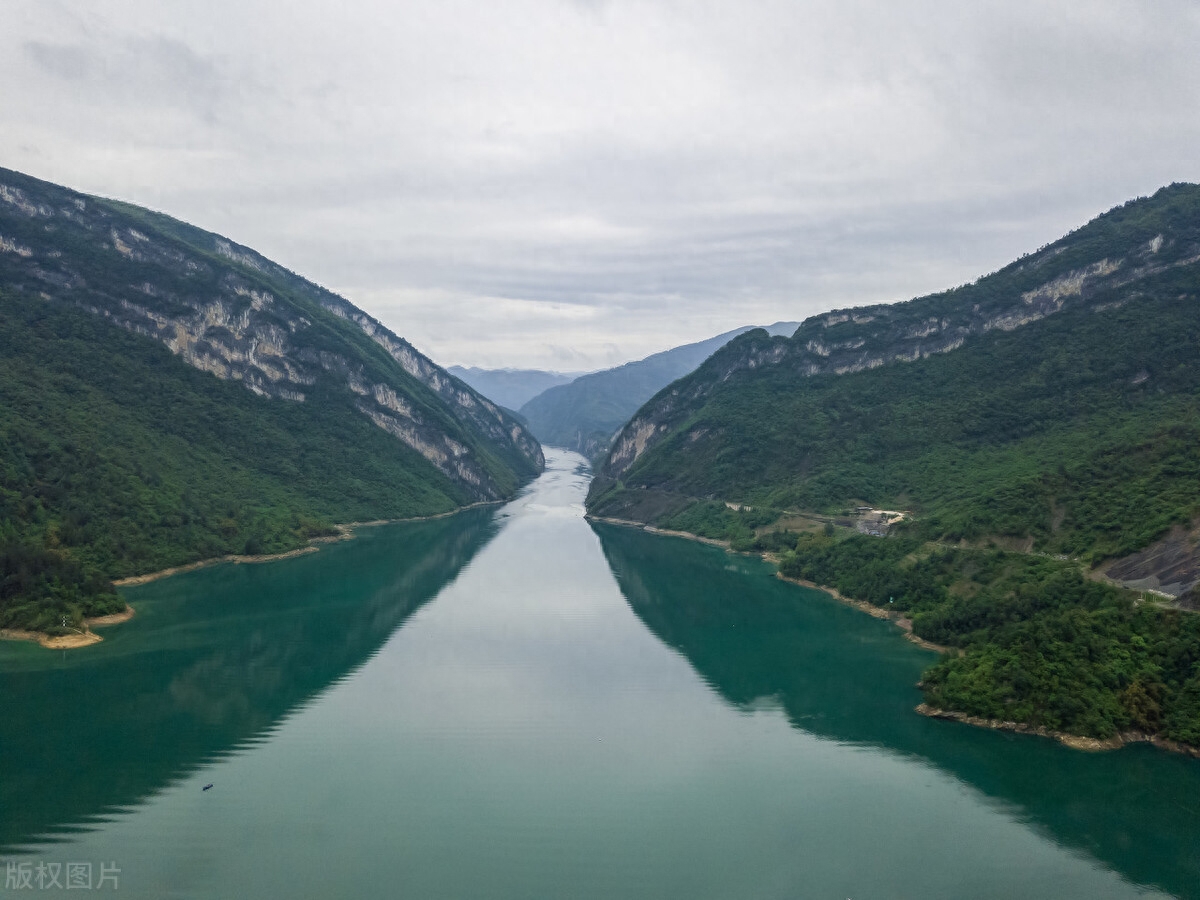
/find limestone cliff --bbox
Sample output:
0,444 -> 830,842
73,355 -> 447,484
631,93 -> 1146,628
0,167 -> 543,501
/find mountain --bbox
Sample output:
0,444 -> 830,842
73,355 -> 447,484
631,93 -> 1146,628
591,184 -> 1200,542
518,322 -> 799,459
0,166 -> 542,634
587,184 -> 1200,746
445,366 -> 584,412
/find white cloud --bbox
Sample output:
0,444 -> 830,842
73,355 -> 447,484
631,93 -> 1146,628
3,0 -> 1199,368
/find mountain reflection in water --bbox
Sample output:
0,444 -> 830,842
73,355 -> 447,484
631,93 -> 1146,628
0,508 -> 497,852
2,453 -> 1196,900
594,521 -> 1200,900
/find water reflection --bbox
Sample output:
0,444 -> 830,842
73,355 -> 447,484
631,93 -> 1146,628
594,521 -> 1200,900
4,454 -> 1197,900
0,508 -> 498,852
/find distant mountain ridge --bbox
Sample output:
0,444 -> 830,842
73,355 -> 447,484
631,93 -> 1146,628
518,321 -> 799,459
0,166 -> 542,634
446,366 -> 586,412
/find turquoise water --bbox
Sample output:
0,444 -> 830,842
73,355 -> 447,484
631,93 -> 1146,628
1,449 -> 1197,898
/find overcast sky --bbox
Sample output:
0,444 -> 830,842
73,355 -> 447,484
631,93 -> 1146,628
3,1 -> 1199,369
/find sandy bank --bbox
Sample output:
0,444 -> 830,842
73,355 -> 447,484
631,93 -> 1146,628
86,606 -> 136,627
113,545 -> 321,587
0,605 -> 135,650
0,628 -> 102,650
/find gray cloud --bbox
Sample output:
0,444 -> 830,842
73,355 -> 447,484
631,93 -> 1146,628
25,34 -> 230,121
3,0 -> 1199,368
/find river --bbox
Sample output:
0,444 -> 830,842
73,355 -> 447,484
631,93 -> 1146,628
1,449 -> 1197,899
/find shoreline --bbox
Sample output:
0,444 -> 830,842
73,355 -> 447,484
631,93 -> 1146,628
112,544 -> 323,587
915,704 -> 1200,758
587,513 -> 1200,758
772,573 -> 956,655
114,500 -> 505,588
587,514 -> 954,655
6,501 -> 508,650
587,515 -> 732,549
0,605 -> 135,650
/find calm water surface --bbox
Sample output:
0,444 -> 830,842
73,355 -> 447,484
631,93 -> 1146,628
2,449 -> 1198,899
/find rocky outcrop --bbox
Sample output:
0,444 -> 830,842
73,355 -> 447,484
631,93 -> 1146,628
319,295 -> 543,471
0,167 -> 543,500
1101,521 -> 1200,599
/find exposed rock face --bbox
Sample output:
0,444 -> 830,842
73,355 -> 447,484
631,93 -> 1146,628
1102,522 -> 1200,598
0,168 -> 543,500
600,187 -> 1200,481
318,295 -> 544,469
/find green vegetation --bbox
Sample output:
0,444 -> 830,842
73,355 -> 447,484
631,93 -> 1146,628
0,541 -> 125,634
0,289 -> 476,627
775,533 -> 1200,743
658,501 -> 781,547
648,499 -> 1200,743
591,279 -> 1200,562
0,166 -> 542,633
587,184 -> 1200,746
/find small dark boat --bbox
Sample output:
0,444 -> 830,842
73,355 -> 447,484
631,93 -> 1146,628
202,783 -> 214,791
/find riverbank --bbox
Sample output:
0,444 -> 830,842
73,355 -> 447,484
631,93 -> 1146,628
587,515 -> 731,548
588,514 -> 955,654
586,513 -> 1200,758
113,544 -> 323,587
772,572 -> 955,654
916,704 -> 1200,757
0,605 -> 135,650
6,501 -> 509,650
115,500 -> 506,589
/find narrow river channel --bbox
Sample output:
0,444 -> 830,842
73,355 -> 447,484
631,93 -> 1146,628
2,449 -> 1197,899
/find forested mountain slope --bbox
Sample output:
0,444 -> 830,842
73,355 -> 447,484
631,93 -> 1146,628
587,184 -> 1200,746
519,321 -> 798,459
0,167 -> 543,634
591,184 -> 1200,561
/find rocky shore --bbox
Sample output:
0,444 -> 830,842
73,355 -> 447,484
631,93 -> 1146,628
916,703 -> 1200,757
